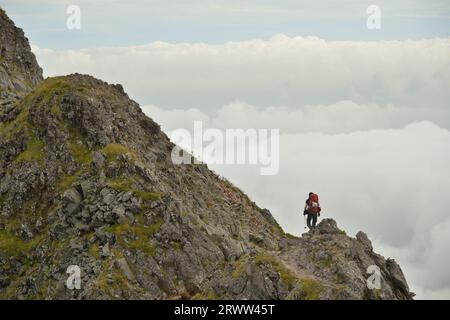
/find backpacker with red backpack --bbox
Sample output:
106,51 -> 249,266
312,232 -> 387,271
307,193 -> 321,215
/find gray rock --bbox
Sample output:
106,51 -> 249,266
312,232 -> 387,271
69,238 -> 84,251
356,231 -> 373,252
101,243 -> 110,258
63,188 -> 82,204
92,151 -> 105,168
122,191 -> 132,202
81,209 -> 91,219
386,258 -> 411,297
65,203 -> 80,215
75,222 -> 90,233
260,208 -> 278,226
103,193 -> 115,205
112,205 -> 125,218
100,188 -> 111,198
0,7 -> 42,104
316,218 -> 341,234
128,197 -> 141,213
80,180 -> 93,197
115,258 -> 135,281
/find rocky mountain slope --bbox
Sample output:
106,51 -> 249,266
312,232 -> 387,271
0,8 -> 42,109
0,8 -> 413,300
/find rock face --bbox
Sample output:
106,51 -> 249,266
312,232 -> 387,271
0,8 -> 43,119
0,9 -> 413,300
278,219 -> 413,299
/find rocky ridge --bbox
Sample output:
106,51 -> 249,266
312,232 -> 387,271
0,8 -> 413,300
0,8 -> 43,111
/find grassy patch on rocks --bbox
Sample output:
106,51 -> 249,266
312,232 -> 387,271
33,77 -> 71,105
107,178 -> 132,192
69,142 -> 91,164
102,143 -> 132,161
254,253 -> 298,289
0,107 -> 29,138
58,171 -> 81,190
106,215 -> 164,257
132,189 -> 161,201
0,230 -> 41,256
297,278 -> 324,300
107,177 -> 162,201
29,76 -> 90,108
14,136 -> 44,163
232,254 -> 249,278
89,243 -> 101,259
97,260 -> 130,296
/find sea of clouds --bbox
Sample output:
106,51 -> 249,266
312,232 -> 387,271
33,35 -> 450,299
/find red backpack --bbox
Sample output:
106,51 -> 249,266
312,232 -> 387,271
310,193 -> 319,203
308,193 -> 321,214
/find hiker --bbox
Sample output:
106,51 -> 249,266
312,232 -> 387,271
303,192 -> 321,230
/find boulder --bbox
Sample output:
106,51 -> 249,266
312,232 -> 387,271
116,258 -> 135,281
63,188 -> 82,204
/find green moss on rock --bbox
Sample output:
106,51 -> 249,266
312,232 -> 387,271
69,142 -> 91,164
107,178 -> 132,192
102,143 -> 131,160
0,230 -> 41,256
58,173 -> 79,190
107,177 -> 162,201
89,243 -> 101,259
0,107 -> 29,138
254,253 -> 298,289
232,254 -> 249,278
15,136 -> 44,163
106,215 -> 164,256
132,189 -> 161,201
297,278 -> 324,300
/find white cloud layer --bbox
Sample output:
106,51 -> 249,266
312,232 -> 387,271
32,36 -> 450,129
143,103 -> 450,299
143,101 -> 450,134
30,35 -> 450,299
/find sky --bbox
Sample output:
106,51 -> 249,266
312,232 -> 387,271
2,0 -> 450,49
1,0 -> 450,299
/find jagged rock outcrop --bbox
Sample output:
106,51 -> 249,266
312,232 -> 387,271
0,9 -> 413,300
278,219 -> 413,299
0,8 -> 43,119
